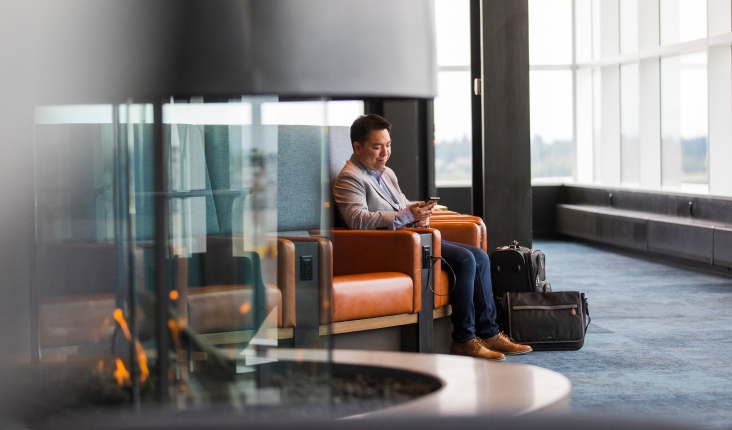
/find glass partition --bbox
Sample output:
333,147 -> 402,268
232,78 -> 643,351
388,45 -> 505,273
32,97 -> 334,413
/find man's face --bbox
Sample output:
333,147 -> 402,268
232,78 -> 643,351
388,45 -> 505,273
353,129 -> 391,171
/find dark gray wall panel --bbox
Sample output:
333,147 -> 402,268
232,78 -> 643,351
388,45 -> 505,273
437,187 -> 472,215
648,221 -> 713,263
557,205 -> 595,241
384,100 -> 421,200
532,185 -> 567,238
714,228 -> 732,268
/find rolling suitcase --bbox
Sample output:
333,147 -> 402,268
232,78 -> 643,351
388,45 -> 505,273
490,240 -> 551,297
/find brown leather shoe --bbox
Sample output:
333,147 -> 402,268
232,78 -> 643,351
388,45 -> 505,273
479,332 -> 532,355
450,338 -> 506,361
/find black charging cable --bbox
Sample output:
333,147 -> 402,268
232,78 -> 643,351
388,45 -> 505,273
426,255 -> 456,296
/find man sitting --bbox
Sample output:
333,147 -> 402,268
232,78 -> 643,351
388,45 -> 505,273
333,114 -> 532,361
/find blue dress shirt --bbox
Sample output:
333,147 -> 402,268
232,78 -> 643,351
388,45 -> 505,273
365,167 -> 414,229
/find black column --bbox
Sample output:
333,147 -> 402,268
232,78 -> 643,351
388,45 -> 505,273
480,0 -> 532,249
470,0 -> 485,219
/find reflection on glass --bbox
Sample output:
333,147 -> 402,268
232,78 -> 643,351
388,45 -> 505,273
620,0 -> 638,54
434,0 -> 470,66
661,52 -> 708,188
530,70 -> 573,179
435,71 -> 472,186
32,98 -> 335,413
575,0 -> 593,63
621,63 -> 640,184
34,103 -> 154,406
529,0 -> 573,65
661,0 -> 707,45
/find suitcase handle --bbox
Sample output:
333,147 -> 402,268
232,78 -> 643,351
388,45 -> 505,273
509,240 -> 520,249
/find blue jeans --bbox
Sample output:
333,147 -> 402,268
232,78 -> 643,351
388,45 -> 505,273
440,240 -> 500,342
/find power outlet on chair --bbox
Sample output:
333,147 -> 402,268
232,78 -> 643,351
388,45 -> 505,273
300,255 -> 313,281
422,246 -> 431,269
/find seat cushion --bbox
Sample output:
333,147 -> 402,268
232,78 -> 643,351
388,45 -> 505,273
331,272 -> 413,323
188,284 -> 282,332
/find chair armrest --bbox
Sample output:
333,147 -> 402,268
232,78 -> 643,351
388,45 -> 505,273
330,230 -> 422,313
428,221 -> 482,249
429,215 -> 488,251
277,236 -> 331,328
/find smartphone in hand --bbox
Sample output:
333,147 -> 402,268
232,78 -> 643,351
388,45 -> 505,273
420,197 -> 440,207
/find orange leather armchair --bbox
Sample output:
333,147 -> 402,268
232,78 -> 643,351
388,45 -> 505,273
329,230 -> 424,323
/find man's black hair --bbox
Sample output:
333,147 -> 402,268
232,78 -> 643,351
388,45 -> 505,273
350,114 -> 392,149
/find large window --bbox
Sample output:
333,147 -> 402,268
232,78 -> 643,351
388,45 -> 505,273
530,70 -> 573,179
661,52 -> 708,189
433,0 -> 472,187
529,0 -> 732,196
529,0 -> 574,181
660,0 -> 706,45
620,63 -> 639,185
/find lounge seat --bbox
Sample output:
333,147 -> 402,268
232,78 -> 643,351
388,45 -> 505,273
331,273 -> 413,322
329,230 -> 424,323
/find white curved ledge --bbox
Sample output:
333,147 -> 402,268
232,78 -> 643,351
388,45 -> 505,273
332,349 -> 571,417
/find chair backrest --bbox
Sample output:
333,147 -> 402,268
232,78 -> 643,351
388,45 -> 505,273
277,125 -> 325,232
328,125 -> 353,228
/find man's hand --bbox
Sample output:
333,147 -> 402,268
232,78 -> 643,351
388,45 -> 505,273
407,201 -> 436,223
414,219 -> 430,227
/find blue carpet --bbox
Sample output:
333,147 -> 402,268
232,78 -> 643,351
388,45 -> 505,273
508,240 -> 732,429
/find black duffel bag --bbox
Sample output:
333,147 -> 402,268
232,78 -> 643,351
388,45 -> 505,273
498,291 -> 590,351
490,240 -> 551,297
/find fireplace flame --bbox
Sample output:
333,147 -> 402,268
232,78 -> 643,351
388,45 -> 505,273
113,308 -> 132,341
168,318 -> 182,349
114,359 -> 131,387
136,341 -> 150,383
112,308 -> 150,384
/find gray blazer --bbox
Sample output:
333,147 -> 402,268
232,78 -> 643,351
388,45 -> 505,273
333,154 -> 411,230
